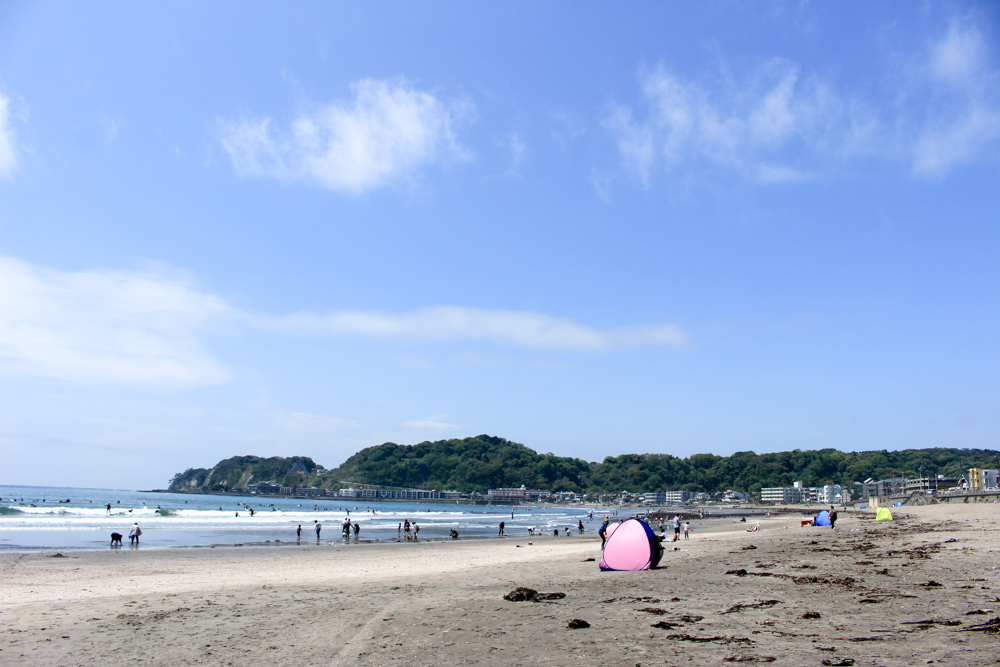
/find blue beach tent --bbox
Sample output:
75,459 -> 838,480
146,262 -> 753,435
813,510 -> 831,526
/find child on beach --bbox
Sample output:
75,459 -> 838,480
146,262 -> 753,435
683,522 -> 690,539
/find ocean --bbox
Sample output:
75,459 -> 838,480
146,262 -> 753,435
0,485 -> 598,552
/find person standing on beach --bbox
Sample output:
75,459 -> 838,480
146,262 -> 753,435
353,522 -> 360,539
129,523 -> 141,545
297,525 -> 302,541
498,521 -> 505,536
683,521 -> 690,540
830,506 -> 838,530
106,503 -> 112,516
413,523 -> 420,540
673,515 -> 681,541
598,516 -> 610,549
314,519 -> 322,540
398,523 -> 402,538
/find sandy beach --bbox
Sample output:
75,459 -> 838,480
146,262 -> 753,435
2,503 -> 998,666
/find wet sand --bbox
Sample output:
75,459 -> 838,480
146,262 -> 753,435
1,503 -> 998,665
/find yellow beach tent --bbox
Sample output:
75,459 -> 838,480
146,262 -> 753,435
875,507 -> 893,521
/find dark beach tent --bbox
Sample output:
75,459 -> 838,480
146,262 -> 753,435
599,518 -> 663,571
813,510 -> 831,526
876,507 -> 893,521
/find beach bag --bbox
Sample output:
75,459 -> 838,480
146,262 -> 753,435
599,518 -> 663,571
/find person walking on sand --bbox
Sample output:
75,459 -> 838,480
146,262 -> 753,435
498,521 -> 505,536
683,521 -> 690,540
673,515 -> 681,541
598,516 -> 610,549
129,523 -> 141,545
314,519 -> 322,540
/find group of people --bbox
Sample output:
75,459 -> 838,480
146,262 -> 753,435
299,518 -> 362,541
398,519 -> 420,540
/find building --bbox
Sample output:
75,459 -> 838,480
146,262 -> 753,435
338,488 -> 442,500
969,468 -> 1000,491
487,486 -> 552,502
641,492 -> 665,505
247,482 -> 281,495
664,490 -> 693,504
760,487 -> 801,504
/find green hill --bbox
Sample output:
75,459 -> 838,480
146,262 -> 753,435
168,436 -> 1000,495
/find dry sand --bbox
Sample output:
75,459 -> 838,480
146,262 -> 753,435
2,503 -> 999,666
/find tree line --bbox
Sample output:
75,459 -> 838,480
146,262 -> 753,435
168,435 -> 1000,495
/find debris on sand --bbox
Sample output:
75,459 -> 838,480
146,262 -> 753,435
581,557 -> 595,562
48,553 -> 66,558
665,633 -> 753,645
651,621 -> 682,630
503,588 -> 565,602
719,600 -> 782,615
742,545 -> 757,550
678,615 -> 704,623
798,611 -> 821,619
640,607 -> 667,615
723,656 -> 776,663
900,619 -> 960,627
534,592 -> 566,601
821,660 -> 855,666
503,587 -> 537,601
726,569 -> 749,576
960,616 -> 1000,633
566,619 -> 590,629
921,580 -> 943,587
965,609 -> 993,615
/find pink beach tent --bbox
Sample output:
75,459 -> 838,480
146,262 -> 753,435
599,518 -> 664,571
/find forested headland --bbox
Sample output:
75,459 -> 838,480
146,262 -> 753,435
167,435 -> 999,495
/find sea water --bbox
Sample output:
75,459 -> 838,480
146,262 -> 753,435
0,485 -> 597,552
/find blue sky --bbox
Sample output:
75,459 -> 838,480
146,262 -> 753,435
1,2 -> 998,489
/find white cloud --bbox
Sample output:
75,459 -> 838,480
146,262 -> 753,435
607,22 -> 1000,185
402,419 -> 461,432
489,131 -> 526,178
0,257 -> 231,387
0,256 -> 686,389
220,78 -> 473,192
913,22 -> 1000,177
605,61 -> 849,185
274,412 -> 362,432
263,306 -> 686,352
0,94 -> 18,177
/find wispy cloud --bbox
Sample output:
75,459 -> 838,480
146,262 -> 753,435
0,93 -> 19,177
0,256 -> 687,388
0,257 -> 231,387
263,306 -> 686,352
274,412 -> 362,433
220,78 -> 473,192
606,20 -> 1000,186
604,60 -> 853,186
402,419 -> 461,432
913,21 -> 1000,177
